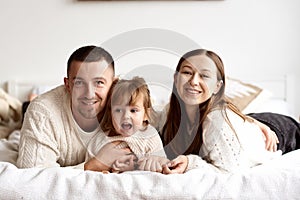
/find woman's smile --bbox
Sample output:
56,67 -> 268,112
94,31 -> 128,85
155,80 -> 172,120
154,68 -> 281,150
185,87 -> 202,95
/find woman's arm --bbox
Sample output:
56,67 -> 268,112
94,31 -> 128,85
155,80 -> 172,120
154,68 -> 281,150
249,116 -> 279,152
162,155 -> 220,174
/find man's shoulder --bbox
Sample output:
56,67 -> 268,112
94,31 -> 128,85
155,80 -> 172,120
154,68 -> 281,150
29,85 -> 68,111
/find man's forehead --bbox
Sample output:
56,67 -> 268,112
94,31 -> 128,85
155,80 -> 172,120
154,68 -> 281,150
70,61 -> 114,77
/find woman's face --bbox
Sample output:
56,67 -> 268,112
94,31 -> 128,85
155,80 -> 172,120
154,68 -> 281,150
174,54 -> 221,107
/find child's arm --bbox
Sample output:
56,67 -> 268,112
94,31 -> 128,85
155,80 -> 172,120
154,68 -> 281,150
137,156 -> 170,172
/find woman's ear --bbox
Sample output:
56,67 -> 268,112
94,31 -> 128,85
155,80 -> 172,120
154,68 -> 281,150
173,73 -> 178,85
213,80 -> 223,94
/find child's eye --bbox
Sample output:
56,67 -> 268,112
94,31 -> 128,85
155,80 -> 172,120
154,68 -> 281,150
130,108 -> 139,113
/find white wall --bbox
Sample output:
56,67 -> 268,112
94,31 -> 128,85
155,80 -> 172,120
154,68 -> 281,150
0,0 -> 299,116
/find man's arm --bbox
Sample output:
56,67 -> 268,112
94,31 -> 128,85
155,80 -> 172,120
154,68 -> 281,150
17,103 -> 60,168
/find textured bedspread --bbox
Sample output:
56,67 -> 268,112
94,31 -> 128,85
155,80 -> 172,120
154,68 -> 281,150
0,131 -> 300,200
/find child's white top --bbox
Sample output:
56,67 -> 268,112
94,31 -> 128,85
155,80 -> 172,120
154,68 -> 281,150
86,125 -> 166,160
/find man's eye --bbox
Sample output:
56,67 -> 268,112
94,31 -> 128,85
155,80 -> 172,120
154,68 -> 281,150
74,80 -> 84,86
95,80 -> 104,87
182,71 -> 193,76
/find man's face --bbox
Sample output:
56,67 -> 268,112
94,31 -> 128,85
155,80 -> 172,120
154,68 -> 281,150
64,60 -> 114,122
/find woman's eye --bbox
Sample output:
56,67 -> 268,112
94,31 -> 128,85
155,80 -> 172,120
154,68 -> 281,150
200,74 -> 210,78
114,108 -> 122,113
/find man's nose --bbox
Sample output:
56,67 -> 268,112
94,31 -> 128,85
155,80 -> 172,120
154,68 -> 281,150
85,83 -> 96,98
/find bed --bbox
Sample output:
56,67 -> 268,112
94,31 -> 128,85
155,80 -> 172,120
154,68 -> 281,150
0,75 -> 299,199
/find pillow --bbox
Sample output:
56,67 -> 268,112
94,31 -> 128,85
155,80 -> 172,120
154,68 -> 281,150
225,77 -> 272,113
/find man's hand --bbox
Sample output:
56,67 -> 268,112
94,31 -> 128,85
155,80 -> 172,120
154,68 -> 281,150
111,154 -> 137,173
93,142 -> 131,169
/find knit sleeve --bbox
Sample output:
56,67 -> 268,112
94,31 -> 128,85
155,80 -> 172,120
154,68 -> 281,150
186,154 -> 220,173
126,125 -> 167,159
199,110 -> 245,172
17,101 -> 60,168
147,131 -> 167,158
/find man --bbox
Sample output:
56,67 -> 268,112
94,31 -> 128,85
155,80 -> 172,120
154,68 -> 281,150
17,45 -> 123,168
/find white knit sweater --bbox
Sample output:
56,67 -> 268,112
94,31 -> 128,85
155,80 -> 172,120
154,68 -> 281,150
17,85 -> 101,168
186,109 -> 282,173
86,125 -> 166,160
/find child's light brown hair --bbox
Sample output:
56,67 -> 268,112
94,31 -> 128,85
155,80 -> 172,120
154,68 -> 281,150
101,76 -> 154,136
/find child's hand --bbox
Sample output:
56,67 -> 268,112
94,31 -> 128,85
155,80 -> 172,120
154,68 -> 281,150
162,155 -> 188,174
137,156 -> 170,173
111,154 -> 136,173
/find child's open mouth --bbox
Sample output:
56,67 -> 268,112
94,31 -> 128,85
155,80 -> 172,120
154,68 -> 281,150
121,122 -> 132,130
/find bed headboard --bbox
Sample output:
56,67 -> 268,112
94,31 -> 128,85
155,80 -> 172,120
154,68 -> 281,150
4,74 -> 297,120
5,75 -> 293,102
6,80 -> 61,102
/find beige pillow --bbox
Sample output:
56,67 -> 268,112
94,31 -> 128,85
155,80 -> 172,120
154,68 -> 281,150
225,77 -> 271,112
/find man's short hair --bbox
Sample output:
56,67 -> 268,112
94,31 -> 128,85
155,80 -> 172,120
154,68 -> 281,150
67,45 -> 115,77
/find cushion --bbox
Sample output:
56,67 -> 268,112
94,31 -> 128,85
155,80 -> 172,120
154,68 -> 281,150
225,77 -> 272,113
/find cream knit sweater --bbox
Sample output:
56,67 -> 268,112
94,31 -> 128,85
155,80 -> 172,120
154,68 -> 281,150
86,125 -> 166,160
17,85 -> 101,168
186,109 -> 282,173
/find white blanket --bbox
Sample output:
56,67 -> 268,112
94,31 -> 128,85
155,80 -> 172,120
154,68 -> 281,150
0,131 -> 300,200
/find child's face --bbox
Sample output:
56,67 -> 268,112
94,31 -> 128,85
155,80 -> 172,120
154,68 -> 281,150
111,95 -> 147,137
174,54 -> 221,107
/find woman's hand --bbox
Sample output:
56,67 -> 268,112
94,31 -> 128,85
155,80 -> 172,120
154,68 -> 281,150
162,155 -> 188,174
137,155 -> 170,173
252,118 -> 279,151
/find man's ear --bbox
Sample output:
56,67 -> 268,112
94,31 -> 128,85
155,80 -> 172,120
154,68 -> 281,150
64,77 -> 70,93
213,80 -> 223,94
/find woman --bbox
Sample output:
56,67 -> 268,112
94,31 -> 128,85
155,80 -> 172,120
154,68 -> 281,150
158,49 -> 299,173
139,49 -> 300,173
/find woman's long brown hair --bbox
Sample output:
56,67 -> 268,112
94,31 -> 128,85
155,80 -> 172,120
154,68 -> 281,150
162,49 -> 248,159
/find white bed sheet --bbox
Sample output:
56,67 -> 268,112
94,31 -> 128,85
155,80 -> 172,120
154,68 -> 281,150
0,131 -> 300,200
